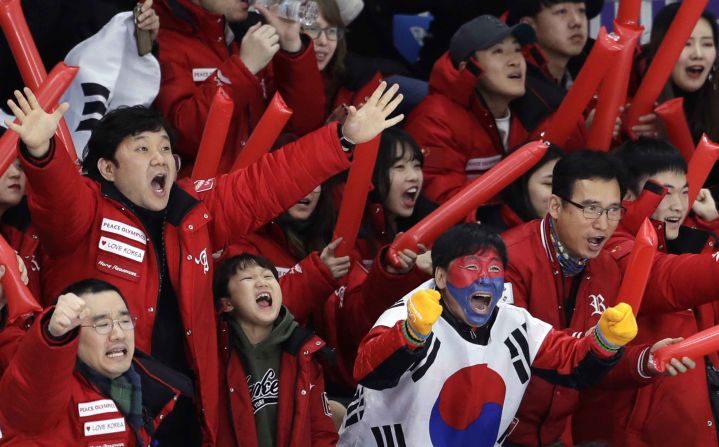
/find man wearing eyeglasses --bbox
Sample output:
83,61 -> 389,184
500,150 -> 694,447
0,278 -> 194,446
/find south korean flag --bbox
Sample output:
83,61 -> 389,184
61,11 -> 160,160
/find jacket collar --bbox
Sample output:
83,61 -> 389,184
99,179 -> 200,227
0,197 -> 31,231
440,299 -> 498,345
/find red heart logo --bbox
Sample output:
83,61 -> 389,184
101,240 -> 107,246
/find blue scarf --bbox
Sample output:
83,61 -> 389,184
549,219 -> 587,277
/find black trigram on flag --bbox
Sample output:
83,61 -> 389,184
344,387 -> 366,428
370,424 -> 407,447
76,83 -> 110,132
504,323 -> 531,384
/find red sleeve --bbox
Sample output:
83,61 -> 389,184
353,320 -> 422,383
279,253 -> 338,325
154,43 -> 262,161
531,327 -> 622,389
308,361 -> 339,446
593,344 -> 656,388
0,323 -> 26,374
197,122 -> 351,246
405,103 -> 468,204
19,139 -> 99,257
0,308 -> 79,435
337,248 -> 429,360
686,214 -> 719,233
272,37 -> 326,136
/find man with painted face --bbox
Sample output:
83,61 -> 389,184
338,223 -> 637,446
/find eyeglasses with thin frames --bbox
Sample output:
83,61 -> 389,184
81,316 -> 138,335
558,196 -> 626,221
302,25 -> 344,41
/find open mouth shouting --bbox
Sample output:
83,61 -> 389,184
686,64 -> 707,79
402,186 -> 419,209
586,234 -> 606,252
508,71 -> 523,81
256,291 -> 273,309
469,291 -> 493,314
106,345 -> 129,361
151,173 -> 167,197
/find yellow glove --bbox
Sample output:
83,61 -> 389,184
405,289 -> 443,342
597,302 -> 637,348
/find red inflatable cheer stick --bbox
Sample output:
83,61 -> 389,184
191,87 -> 234,179
0,235 -> 40,326
543,27 -> 622,147
0,0 -> 78,162
654,98 -> 694,162
586,23 -> 642,151
615,219 -> 657,315
0,63 -> 78,176
232,92 -> 293,171
616,0 -> 642,25
624,0 -> 709,135
687,134 -> 719,208
387,141 -> 549,267
332,136 -> 381,258
652,324 -> 719,373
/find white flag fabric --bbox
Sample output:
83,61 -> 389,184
61,11 -> 160,159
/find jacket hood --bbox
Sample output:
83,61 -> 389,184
156,0 -> 225,34
428,52 -> 481,109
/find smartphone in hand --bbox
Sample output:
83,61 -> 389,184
134,4 -> 153,56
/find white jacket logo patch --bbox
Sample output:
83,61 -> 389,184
589,294 -> 606,316
194,248 -> 209,274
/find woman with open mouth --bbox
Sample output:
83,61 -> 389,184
637,3 -> 719,194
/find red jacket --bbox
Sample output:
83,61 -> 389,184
217,317 -> 338,447
0,199 -> 45,300
19,123 -> 351,443
154,0 -> 326,174
226,223 -> 429,393
502,218 -> 654,446
325,71 -> 382,117
0,310 -> 187,446
573,184 -> 719,447
405,52 -> 585,204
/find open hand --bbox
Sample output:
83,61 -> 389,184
5,87 -> 69,158
342,82 -> 404,144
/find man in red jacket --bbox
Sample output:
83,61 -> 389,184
405,14 -> 585,205
502,149 -> 694,446
574,139 -> 719,446
154,0 -> 327,174
4,81 -> 403,445
214,253 -> 338,447
0,279 -> 193,446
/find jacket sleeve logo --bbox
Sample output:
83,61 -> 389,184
588,294 -> 606,316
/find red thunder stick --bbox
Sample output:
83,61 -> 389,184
586,22 -> 642,151
332,136 -> 381,258
616,0 -> 642,25
387,140 -> 549,267
191,87 -> 234,179
543,27 -> 622,147
232,92 -> 293,171
0,0 -> 78,161
654,98 -> 695,162
652,325 -> 719,373
0,63 -> 79,175
0,235 -> 40,325
687,134 -> 719,208
615,219 -> 658,315
624,0 -> 709,135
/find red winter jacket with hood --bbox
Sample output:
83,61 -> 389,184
18,123 -> 351,444
0,309 -> 191,446
154,0 -> 326,174
405,52 -> 586,204
216,316 -> 338,447
574,183 -> 719,447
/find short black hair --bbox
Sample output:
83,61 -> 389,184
552,149 -> 627,200
613,138 -> 687,196
213,253 -> 279,303
81,106 -> 176,181
431,224 -> 508,273
59,278 -> 129,309
371,128 -> 424,204
507,0 -> 589,23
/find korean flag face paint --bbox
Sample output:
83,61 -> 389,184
445,249 -> 505,327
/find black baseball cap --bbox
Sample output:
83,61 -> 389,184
506,0 -> 605,25
449,15 -> 536,67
